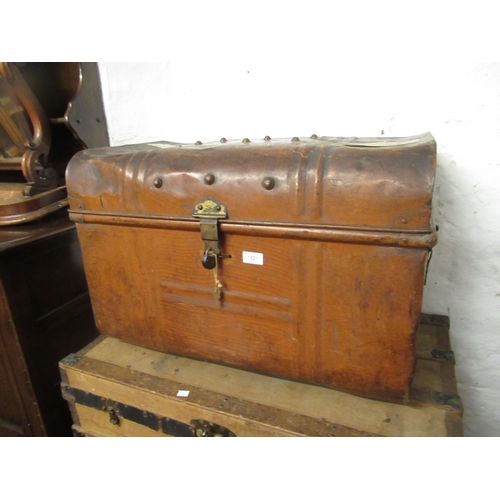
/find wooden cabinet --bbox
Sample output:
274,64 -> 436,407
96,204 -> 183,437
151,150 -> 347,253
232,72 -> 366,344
0,212 -> 99,436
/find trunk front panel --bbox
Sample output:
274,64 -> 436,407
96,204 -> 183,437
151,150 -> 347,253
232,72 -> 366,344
76,222 -> 427,402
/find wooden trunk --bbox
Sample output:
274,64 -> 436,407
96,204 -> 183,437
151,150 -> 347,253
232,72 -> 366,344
66,134 -> 437,403
60,314 -> 462,437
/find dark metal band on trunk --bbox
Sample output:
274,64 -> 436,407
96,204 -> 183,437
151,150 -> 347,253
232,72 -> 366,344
63,385 -> 195,437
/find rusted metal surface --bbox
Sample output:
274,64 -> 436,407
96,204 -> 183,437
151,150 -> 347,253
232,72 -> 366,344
66,134 -> 437,403
67,134 -> 436,232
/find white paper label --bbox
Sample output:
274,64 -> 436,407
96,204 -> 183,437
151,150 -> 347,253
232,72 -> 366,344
176,390 -> 190,397
242,251 -> 264,265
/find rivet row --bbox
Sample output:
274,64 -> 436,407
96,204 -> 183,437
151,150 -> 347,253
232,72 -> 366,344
153,175 -> 277,190
194,135 -> 319,145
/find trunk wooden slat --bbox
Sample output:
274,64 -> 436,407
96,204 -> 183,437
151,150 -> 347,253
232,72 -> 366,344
60,315 -> 462,437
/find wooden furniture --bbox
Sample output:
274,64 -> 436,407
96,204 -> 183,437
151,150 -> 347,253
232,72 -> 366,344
0,62 -> 108,225
0,62 -> 107,436
0,212 -> 99,436
60,313 -> 462,437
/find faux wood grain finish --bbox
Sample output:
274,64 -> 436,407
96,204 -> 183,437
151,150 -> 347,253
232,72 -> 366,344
67,134 -> 437,403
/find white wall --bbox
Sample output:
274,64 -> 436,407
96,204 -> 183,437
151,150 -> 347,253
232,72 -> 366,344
98,62 -> 500,436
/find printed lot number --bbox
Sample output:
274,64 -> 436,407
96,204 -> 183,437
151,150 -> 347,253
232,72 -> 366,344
242,251 -> 264,266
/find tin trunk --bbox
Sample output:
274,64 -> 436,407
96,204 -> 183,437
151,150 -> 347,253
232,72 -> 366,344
66,134 -> 437,403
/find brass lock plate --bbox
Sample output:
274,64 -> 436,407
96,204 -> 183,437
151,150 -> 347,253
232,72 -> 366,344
193,198 -> 228,273
193,198 -> 227,219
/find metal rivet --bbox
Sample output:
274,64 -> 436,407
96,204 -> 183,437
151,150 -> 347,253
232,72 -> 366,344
291,137 -> 300,142
401,218 -> 408,224
220,137 -> 227,143
153,177 -> 163,188
242,138 -> 251,143
403,238 -> 409,244
311,134 -> 318,139
76,118 -> 81,123
262,177 -> 275,190
216,205 -> 221,211
264,136 -> 271,141
195,141 -> 202,145
204,173 -> 215,185
197,205 -> 203,210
